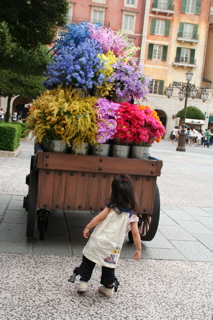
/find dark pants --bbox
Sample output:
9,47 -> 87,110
76,255 -> 116,287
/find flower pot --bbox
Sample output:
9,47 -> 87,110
111,144 -> 130,158
70,142 -> 89,155
130,146 -> 150,160
42,140 -> 67,153
91,144 -> 110,157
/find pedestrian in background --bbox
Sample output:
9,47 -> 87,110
0,108 -> 5,121
69,174 -> 142,298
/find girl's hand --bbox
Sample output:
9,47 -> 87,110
83,227 -> 90,239
133,249 -> 141,261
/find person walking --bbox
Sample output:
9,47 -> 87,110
68,174 -> 142,297
0,108 -> 5,121
204,128 -> 211,148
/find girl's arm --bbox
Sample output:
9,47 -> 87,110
83,207 -> 110,238
131,220 -> 142,260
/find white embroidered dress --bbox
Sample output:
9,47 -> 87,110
83,207 -> 139,268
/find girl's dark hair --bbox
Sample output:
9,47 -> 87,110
108,174 -> 138,213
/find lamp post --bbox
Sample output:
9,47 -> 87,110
166,70 -> 209,152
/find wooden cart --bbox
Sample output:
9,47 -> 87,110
23,151 -> 163,241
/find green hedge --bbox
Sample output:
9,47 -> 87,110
12,122 -> 28,138
0,123 -> 22,151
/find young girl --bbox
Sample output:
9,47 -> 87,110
68,174 -> 142,298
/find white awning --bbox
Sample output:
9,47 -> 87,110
185,118 -> 205,125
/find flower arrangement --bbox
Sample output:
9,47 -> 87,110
113,102 -> 165,146
43,21 -> 150,98
43,39 -> 104,90
95,98 -> 120,143
25,87 -> 98,148
108,61 -> 151,102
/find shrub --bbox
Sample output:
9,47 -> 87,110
176,106 -> 205,120
0,123 -> 22,151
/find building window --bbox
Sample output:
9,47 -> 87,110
148,44 -> 168,61
149,80 -> 164,94
124,0 -> 137,8
181,0 -> 201,15
122,12 -> 136,33
175,47 -> 196,64
91,7 -> 105,25
66,3 -> 74,24
92,0 -> 106,3
150,18 -> 170,36
178,22 -> 198,40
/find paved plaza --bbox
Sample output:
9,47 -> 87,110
0,139 -> 212,320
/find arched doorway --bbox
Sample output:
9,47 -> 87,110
13,96 -> 32,120
154,109 -> 167,137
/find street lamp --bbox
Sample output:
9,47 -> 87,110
166,70 -> 209,152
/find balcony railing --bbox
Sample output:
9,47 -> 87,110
173,57 -> 197,68
151,1 -> 174,15
177,32 -> 199,43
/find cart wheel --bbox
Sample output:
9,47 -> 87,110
139,185 -> 160,241
128,231 -> 134,243
23,195 -> 29,211
30,155 -> 35,171
38,217 -> 48,240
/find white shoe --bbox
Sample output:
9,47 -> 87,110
98,286 -> 113,297
77,280 -> 88,293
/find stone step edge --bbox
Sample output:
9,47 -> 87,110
0,146 -> 21,157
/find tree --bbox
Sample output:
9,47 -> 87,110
0,69 -> 46,122
176,106 -> 205,120
0,0 -> 68,49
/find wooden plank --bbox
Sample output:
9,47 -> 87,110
85,173 -> 100,211
37,170 -> 54,209
74,172 -> 89,210
140,177 -> 156,215
36,152 -> 162,177
64,172 -> 78,210
51,171 -> 66,210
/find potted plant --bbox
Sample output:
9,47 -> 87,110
25,87 -> 98,153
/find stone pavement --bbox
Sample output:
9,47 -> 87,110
0,139 -> 212,320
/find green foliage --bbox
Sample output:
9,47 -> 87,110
176,106 -> 205,120
0,122 -> 22,151
12,122 -> 28,138
0,69 -> 46,99
0,0 -> 68,49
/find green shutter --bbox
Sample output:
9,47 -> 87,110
165,20 -> 170,36
192,24 -> 198,39
150,19 -> 156,35
190,49 -> 195,64
158,80 -> 164,95
195,0 -> 201,15
179,22 -> 184,37
162,46 -> 168,61
148,44 -> 154,59
168,0 -> 173,10
176,47 -> 181,62
181,0 -> 186,13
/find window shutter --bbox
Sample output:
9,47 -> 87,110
162,46 -> 168,61
190,49 -> 195,64
176,47 -> 181,62
179,22 -> 184,37
168,0 -> 173,10
150,19 -> 156,34
165,20 -> 170,36
181,0 -> 186,13
192,24 -> 198,39
159,80 -> 164,95
195,0 -> 201,15
153,0 -> 158,7
148,44 -> 154,59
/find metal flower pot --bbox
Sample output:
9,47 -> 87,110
111,144 -> 130,158
130,146 -> 150,160
42,140 -> 67,153
91,144 -> 111,157
70,143 -> 89,155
